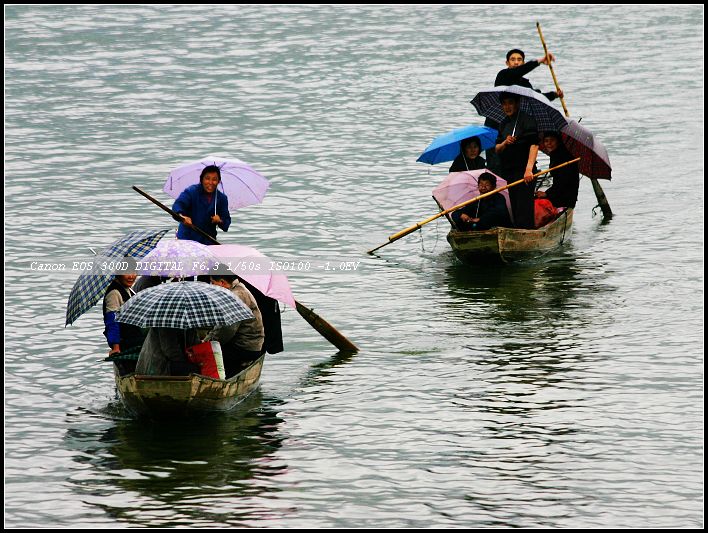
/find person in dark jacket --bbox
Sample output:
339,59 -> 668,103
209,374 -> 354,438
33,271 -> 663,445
449,136 -> 486,173
485,48 -> 562,173
536,131 -> 580,208
172,165 -> 231,245
495,92 -> 539,229
451,172 -> 511,230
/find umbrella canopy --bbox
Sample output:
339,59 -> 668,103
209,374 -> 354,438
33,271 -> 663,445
163,156 -> 270,210
417,125 -> 498,165
65,229 -> 169,326
208,244 -> 297,308
471,85 -> 567,133
136,239 -> 220,277
559,119 -> 612,180
115,281 -> 253,329
432,169 -> 513,223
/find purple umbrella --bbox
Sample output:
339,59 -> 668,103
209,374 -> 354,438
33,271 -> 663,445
560,119 -> 612,180
136,239 -> 220,277
164,156 -> 270,210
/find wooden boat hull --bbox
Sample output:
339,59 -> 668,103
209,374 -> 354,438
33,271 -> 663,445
447,208 -> 573,264
115,355 -> 265,417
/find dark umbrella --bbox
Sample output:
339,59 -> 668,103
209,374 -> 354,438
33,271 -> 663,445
65,229 -> 169,325
471,85 -> 567,133
560,119 -> 612,180
115,281 -> 253,329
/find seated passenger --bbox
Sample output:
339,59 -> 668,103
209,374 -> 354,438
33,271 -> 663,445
449,136 -> 486,172
103,273 -> 146,374
535,131 -> 580,208
135,327 -> 200,376
451,172 -> 511,231
205,275 -> 265,378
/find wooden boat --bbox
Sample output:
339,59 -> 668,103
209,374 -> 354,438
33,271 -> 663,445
114,355 -> 265,417
447,208 -> 573,265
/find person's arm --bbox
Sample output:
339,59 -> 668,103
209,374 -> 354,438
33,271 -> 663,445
215,192 -> 231,232
525,144 -> 539,182
104,311 -> 121,353
496,135 -> 516,154
172,189 -> 193,226
495,60 -> 540,86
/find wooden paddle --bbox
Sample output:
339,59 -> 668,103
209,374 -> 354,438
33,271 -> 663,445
132,186 -> 359,353
366,158 -> 580,254
536,22 -> 613,220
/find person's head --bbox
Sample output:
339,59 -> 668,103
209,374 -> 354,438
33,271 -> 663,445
116,273 -> 137,288
541,131 -> 562,154
477,172 -> 497,195
200,165 -> 222,194
500,92 -> 521,117
506,49 -> 525,68
460,136 -> 481,160
210,273 -> 237,289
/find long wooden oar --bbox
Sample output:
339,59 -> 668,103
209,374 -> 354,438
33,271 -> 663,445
366,158 -> 580,254
536,22 -> 613,220
132,186 -> 359,353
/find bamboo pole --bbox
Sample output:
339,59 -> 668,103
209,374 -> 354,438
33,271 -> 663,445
536,22 -> 613,220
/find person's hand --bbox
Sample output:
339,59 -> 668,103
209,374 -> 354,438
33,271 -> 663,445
505,135 -> 516,146
471,217 -> 480,224
539,52 -> 555,65
524,168 -> 535,183
211,214 -> 222,225
108,345 -> 120,356
460,214 -> 471,223
556,88 -> 564,99
180,215 -> 193,226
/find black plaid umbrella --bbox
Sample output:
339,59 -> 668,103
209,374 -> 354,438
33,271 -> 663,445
65,229 -> 169,325
115,281 -> 253,329
560,119 -> 612,180
471,85 -> 567,133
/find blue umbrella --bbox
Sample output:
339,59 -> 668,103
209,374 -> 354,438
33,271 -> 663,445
417,125 -> 498,165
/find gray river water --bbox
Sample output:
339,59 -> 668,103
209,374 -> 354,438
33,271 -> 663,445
4,4 -> 703,528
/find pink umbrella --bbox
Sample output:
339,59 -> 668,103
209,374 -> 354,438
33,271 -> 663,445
432,169 -> 514,224
208,244 -> 296,308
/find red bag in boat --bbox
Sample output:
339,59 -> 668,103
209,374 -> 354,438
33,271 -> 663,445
534,198 -> 558,228
186,341 -> 225,380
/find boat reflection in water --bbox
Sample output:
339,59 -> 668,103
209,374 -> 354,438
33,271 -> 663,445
63,392 -> 288,527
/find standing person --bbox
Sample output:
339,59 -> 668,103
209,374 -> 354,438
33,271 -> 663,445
536,131 -> 580,208
485,48 -> 562,173
495,92 -> 539,229
449,136 -> 486,172
103,272 -> 146,374
451,172 -> 511,230
206,274 -> 265,378
172,165 -> 231,245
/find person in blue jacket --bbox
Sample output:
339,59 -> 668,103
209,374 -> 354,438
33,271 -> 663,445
172,165 -> 231,245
